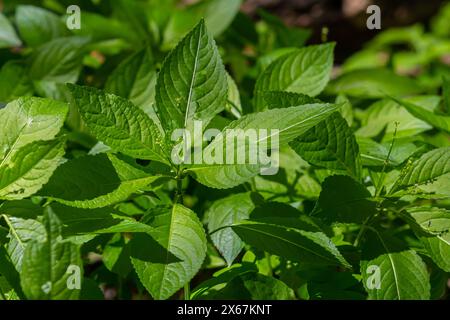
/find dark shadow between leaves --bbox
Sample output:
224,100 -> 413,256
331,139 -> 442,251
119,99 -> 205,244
129,233 -> 181,263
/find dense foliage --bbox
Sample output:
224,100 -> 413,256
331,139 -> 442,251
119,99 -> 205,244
0,0 -> 449,300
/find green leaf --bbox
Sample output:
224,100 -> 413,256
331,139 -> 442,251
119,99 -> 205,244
0,12 -> 21,48
225,73 -> 242,118
326,68 -> 421,98
131,204 -> 207,300
0,61 -> 34,102
263,91 -> 320,109
188,103 -> 340,189
29,37 -> 89,83
356,96 -> 441,141
71,12 -> 136,43
206,192 -> 255,266
429,260 -> 448,299
49,203 -> 155,236
2,215 -> 46,271
202,272 -> 296,299
0,200 -> 42,219
237,273 -> 295,300
67,84 -> 168,164
0,246 -> 25,299
162,0 -> 242,49
361,230 -> 430,300
191,262 -> 258,299
0,138 -> 66,200
40,153 -> 160,208
443,76 -> 450,114
312,175 -> 376,224
102,234 -> 132,275
391,96 -> 450,133
16,5 -> 68,47
335,94 -> 354,127
156,19 -> 228,135
341,49 -> 388,73
20,209 -> 82,300
0,97 -> 68,161
258,10 -> 311,51
357,138 -> 418,167
231,220 -> 351,268
391,147 -> 450,193
256,48 -> 299,72
405,207 -> 450,272
290,113 -> 361,180
105,47 -> 160,126
254,43 -> 334,110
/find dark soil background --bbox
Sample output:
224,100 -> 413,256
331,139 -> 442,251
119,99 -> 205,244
241,0 -> 447,62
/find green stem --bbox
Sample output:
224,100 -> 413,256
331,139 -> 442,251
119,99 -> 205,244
184,283 -> 190,300
375,122 -> 398,197
353,215 -> 374,247
174,168 -> 184,204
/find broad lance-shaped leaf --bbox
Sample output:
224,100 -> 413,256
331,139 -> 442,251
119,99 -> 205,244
0,97 -> 68,161
225,73 -> 242,118
391,146 -> 450,193
254,43 -> 334,110
0,12 -> 22,48
20,209 -> 82,300
29,36 -> 89,83
357,137 -> 417,167
105,46 -> 160,129
356,96 -> 440,141
187,103 -> 339,189
361,230 -> 430,300
0,61 -> 34,102
155,19 -> 228,135
263,91 -> 320,109
2,215 -> 46,271
231,220 -> 351,269
391,96 -> 450,133
196,272 -> 295,300
40,153 -> 160,209
326,68 -> 421,98
443,76 -> 450,114
262,91 -> 360,178
0,200 -> 42,219
67,84 -> 168,164
206,193 -> 255,266
49,204 -> 155,237
15,5 -> 69,47
131,204 -> 207,300
290,113 -> 361,180
312,175 -> 376,224
191,263 -> 258,299
404,207 -> 450,272
162,0 -> 242,50
0,139 -> 66,200
0,246 -> 25,299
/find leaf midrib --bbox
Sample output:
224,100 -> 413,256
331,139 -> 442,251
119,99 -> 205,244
183,24 -> 203,130
233,222 -> 344,266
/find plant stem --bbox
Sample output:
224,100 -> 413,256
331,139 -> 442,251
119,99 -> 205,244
353,216 -> 372,247
375,122 -> 398,197
184,283 -> 190,300
174,168 -> 184,204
